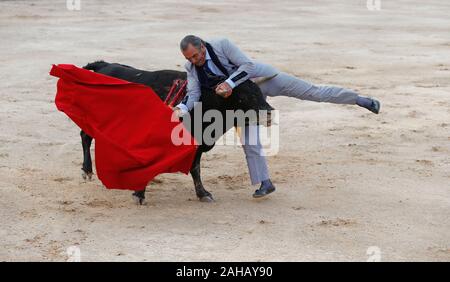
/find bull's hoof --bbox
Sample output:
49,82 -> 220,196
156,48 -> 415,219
133,196 -> 146,205
132,191 -> 146,205
81,169 -> 94,181
199,195 -> 215,203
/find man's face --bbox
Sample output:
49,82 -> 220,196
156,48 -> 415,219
182,43 -> 206,67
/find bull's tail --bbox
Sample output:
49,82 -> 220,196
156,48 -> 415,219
83,60 -> 109,72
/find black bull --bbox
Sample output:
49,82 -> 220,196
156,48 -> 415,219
80,61 -> 274,204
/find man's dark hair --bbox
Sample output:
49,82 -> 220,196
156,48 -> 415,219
180,35 -> 205,51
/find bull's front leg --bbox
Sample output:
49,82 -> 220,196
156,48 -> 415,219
190,150 -> 214,202
80,130 -> 94,180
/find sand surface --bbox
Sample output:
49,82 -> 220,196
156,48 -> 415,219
0,0 -> 449,261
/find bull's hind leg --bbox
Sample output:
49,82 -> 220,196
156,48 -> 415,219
190,150 -> 214,202
80,130 -> 94,180
132,189 -> 146,205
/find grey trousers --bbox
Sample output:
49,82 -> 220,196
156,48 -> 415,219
240,125 -> 269,185
241,72 -> 359,185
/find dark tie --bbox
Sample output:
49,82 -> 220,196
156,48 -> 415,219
202,60 -> 225,88
203,61 -> 217,78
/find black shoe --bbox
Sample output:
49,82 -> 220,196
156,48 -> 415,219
368,98 -> 381,114
253,179 -> 276,198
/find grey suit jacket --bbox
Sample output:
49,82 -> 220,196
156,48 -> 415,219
176,38 -> 279,114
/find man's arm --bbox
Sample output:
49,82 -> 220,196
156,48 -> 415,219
221,38 -> 257,88
175,64 -> 201,115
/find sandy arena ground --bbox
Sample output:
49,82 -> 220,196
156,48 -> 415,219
0,0 -> 449,261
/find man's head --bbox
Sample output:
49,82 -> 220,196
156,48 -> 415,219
180,35 -> 207,67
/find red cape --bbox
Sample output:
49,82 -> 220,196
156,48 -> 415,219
50,64 -> 198,190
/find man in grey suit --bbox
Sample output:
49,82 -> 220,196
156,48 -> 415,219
174,35 -> 380,198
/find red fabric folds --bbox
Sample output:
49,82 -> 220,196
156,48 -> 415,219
50,64 -> 198,190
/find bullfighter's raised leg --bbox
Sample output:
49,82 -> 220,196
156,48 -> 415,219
258,72 -> 380,114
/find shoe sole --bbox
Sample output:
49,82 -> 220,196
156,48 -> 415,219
371,100 -> 381,114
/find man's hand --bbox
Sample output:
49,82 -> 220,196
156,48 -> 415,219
215,82 -> 232,98
171,106 -> 182,118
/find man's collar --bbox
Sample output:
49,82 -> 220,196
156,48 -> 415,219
205,48 -> 211,61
